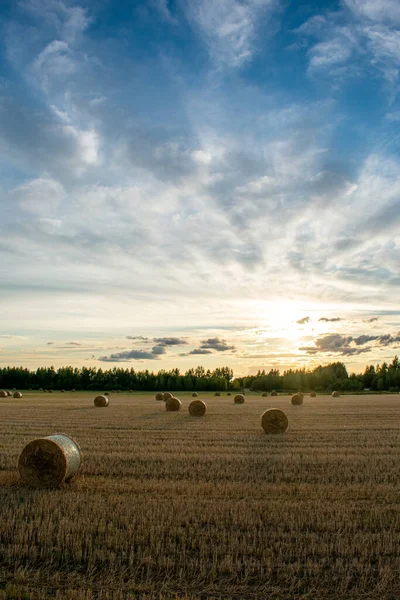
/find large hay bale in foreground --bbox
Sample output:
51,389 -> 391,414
261,409 -> 288,434
192,392 -> 198,397
0,390 -> 7,398
310,391 -> 316,397
262,392 -> 268,397
94,395 -> 109,407
165,396 -> 181,411
270,390 -> 278,396
291,393 -> 303,405
189,400 -> 206,417
13,391 -> 22,398
155,392 -> 164,401
163,392 -> 173,401
234,394 -> 245,404
332,391 -> 340,397
18,434 -> 82,488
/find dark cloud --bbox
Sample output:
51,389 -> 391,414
319,317 -> 341,322
299,332 -> 400,356
66,342 -> 82,346
152,345 -> 167,355
98,350 -> 159,362
126,336 -> 149,341
199,337 -> 236,352
364,317 -> 378,323
153,337 -> 187,346
297,317 -> 310,324
188,348 -> 213,355
46,342 -> 54,345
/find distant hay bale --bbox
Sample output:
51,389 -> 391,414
271,390 -> 278,396
227,392 -> 231,396
94,395 -> 109,407
117,390 -> 120,394
291,393 -> 303,405
13,391 -> 22,398
262,392 -> 268,397
18,434 -> 82,488
234,394 -> 245,404
189,400 -> 206,417
261,409 -> 288,434
310,391 -> 317,397
332,391 -> 340,397
165,396 -> 181,411
0,390 -> 7,398
7,391 -> 12,396
214,392 -> 221,396
39,388 -> 43,392
61,389 -> 65,393
71,389 -> 75,393
155,392 -> 164,401
163,392 -> 173,401
104,392 -> 110,396
192,392 -> 198,397
49,390 -> 53,394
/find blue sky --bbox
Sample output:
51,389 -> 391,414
0,0 -> 399,374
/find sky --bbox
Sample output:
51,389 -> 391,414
0,0 -> 399,376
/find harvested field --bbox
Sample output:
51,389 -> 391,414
1,392 -> 400,599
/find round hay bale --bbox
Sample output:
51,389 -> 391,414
163,392 -> 173,401
192,392 -> 198,397
18,434 -> 82,488
104,391 -> 110,396
189,400 -> 206,417
270,390 -> 278,396
261,409 -> 288,434
310,391 -> 316,398
291,393 -> 303,405
262,392 -> 268,397
155,392 -> 164,401
13,391 -> 22,398
332,391 -> 340,397
116,390 -> 120,394
234,394 -> 245,404
39,388 -> 43,392
71,389 -> 75,393
165,396 -> 181,411
61,389 -> 65,393
49,390 -> 53,393
7,391 -> 12,396
94,395 -> 109,407
227,392 -> 231,396
214,392 -> 221,396
0,390 -> 7,398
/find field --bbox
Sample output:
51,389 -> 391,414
1,391 -> 400,600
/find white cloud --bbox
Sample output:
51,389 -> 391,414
184,0 -> 277,68
14,178 -> 66,215
343,0 -> 400,25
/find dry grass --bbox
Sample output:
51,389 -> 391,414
1,392 -> 400,599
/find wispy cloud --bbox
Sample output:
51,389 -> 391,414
184,0 -> 278,68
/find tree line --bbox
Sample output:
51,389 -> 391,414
0,358 -> 399,392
